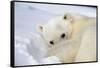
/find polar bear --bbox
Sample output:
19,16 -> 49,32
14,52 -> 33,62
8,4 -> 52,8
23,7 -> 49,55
37,13 -> 96,63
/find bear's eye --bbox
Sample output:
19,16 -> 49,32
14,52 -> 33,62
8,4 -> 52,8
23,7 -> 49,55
49,40 -> 54,45
64,15 -> 67,20
61,33 -> 65,38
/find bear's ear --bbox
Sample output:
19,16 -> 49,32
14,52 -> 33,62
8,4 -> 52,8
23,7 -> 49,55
63,14 -> 73,23
63,14 -> 67,20
37,24 -> 43,32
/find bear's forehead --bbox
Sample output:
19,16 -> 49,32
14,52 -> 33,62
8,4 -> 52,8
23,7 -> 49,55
46,18 -> 66,27
43,15 -> 71,33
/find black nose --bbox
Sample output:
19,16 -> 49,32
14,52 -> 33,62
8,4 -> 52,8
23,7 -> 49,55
50,41 -> 54,45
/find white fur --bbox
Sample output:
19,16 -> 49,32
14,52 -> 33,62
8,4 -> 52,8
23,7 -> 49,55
37,13 -> 96,63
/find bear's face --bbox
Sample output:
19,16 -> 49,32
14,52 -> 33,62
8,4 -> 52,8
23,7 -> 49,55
37,14 -> 73,47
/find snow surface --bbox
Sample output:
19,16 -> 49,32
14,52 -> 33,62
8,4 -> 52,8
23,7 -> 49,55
15,34 -> 61,66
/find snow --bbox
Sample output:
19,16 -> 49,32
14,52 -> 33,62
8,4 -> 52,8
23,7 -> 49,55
15,34 -> 61,66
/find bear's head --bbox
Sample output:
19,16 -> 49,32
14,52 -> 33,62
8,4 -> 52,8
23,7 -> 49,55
37,13 -> 73,47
